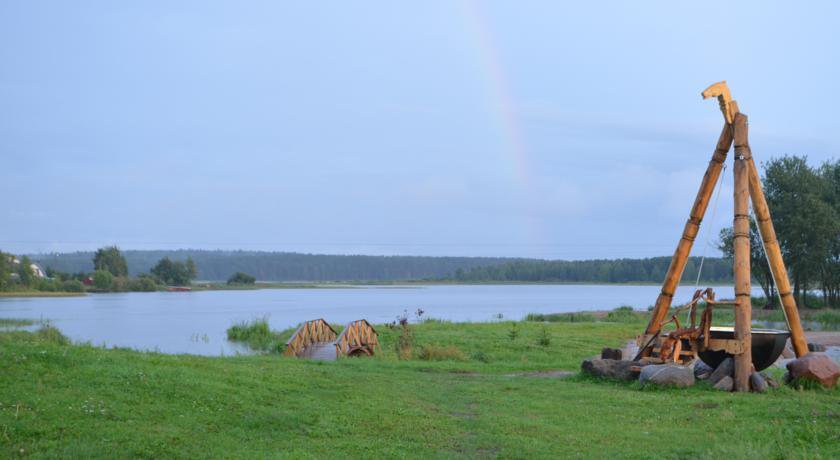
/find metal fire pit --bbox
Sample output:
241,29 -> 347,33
698,326 -> 790,372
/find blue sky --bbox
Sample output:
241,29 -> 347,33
2,1 -> 838,258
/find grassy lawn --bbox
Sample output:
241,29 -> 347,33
1,320 -> 839,458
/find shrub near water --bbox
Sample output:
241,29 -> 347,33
35,325 -> 70,345
525,312 -> 598,323
605,306 -> 638,323
227,318 -> 285,352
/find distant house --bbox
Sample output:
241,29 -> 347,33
82,277 -> 94,286
10,257 -> 46,278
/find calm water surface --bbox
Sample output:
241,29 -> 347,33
0,284 -> 757,356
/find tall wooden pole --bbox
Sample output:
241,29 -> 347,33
641,124 -> 733,346
741,122 -> 810,357
732,113 -> 753,391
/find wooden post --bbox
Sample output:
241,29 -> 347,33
741,124 -> 810,357
732,113 -> 753,391
641,124 -> 733,345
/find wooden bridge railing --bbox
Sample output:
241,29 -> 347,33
334,319 -> 379,357
283,319 -> 338,357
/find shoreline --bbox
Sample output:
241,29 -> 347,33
0,291 -> 87,298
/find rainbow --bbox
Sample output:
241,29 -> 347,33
459,0 -> 545,247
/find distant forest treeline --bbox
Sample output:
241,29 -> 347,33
32,250 -> 523,282
448,257 -> 731,284
32,250 -> 732,284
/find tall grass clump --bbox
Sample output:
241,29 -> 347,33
227,318 -> 284,352
812,310 -> 840,326
525,312 -> 597,323
387,309 -> 424,359
417,344 -> 466,361
535,326 -> 551,347
36,325 -> 70,345
605,306 -> 640,323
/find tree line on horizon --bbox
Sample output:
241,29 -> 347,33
33,251 -> 523,282
446,256 -> 731,284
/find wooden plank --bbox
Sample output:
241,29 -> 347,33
732,113 -> 753,392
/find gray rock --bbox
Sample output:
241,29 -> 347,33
762,373 -> 780,389
708,357 -> 734,385
639,364 -> 695,388
781,345 -> 795,359
713,375 -> 734,391
808,342 -> 827,353
694,361 -> 714,380
786,352 -> 840,388
581,359 -> 638,381
749,372 -> 768,393
601,348 -> 622,360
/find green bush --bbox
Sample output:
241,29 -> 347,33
60,279 -> 84,292
605,306 -> 639,323
469,350 -> 490,363
36,325 -> 70,345
35,278 -> 58,292
227,272 -> 256,285
417,344 -> 466,361
812,310 -> 840,325
92,270 -> 113,290
129,277 -> 158,292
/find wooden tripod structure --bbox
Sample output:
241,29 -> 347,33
637,81 -> 809,392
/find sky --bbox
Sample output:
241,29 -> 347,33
1,1 -> 839,259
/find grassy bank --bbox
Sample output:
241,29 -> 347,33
0,291 -> 86,298
2,320 -> 839,458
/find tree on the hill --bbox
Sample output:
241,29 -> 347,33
93,246 -> 128,277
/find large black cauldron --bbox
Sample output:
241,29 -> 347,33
698,326 -> 790,372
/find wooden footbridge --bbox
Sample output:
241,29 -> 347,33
283,318 -> 379,361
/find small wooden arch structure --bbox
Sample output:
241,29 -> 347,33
334,319 -> 380,357
283,318 -> 379,360
283,318 -> 337,358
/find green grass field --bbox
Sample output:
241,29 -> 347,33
1,319 -> 839,458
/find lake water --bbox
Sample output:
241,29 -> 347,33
0,284 -> 759,356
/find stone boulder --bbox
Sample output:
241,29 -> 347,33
581,359 -> 638,381
781,345 -> 795,359
639,364 -> 695,388
601,348 -> 623,360
786,353 -> 840,388
694,361 -> 714,380
713,375 -> 734,391
708,357 -> 734,385
749,372 -> 768,393
808,342 -> 827,353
